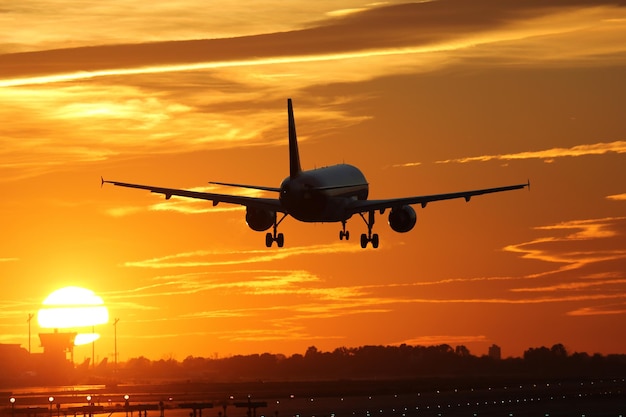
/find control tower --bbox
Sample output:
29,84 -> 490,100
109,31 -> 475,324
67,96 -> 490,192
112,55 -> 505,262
39,330 -> 76,363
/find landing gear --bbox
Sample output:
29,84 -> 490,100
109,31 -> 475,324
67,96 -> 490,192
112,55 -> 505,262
339,220 -> 350,241
265,213 -> 287,248
359,210 -> 379,248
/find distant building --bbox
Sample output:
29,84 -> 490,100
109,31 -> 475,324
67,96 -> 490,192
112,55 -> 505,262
0,343 -> 30,380
488,344 -> 501,360
39,330 -> 76,363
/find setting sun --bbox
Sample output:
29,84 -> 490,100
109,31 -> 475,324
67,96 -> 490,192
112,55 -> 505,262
37,286 -> 109,345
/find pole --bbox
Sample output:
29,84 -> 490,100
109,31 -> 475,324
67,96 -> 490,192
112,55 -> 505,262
27,313 -> 34,354
92,325 -> 95,370
113,318 -> 119,371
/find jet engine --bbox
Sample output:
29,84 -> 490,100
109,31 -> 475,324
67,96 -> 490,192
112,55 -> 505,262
388,205 -> 417,233
245,207 -> 275,231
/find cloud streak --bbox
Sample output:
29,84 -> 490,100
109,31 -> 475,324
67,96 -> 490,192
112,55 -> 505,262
122,243 -> 365,268
607,193 -> 626,201
2,1 -> 625,85
434,141 -> 626,164
399,335 -> 488,346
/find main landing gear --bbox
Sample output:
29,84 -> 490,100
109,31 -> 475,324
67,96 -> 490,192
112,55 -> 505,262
339,211 -> 380,248
265,213 -> 287,248
358,210 -> 379,249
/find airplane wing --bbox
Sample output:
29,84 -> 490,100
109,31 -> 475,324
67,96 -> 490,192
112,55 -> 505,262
346,181 -> 529,215
101,179 -> 285,213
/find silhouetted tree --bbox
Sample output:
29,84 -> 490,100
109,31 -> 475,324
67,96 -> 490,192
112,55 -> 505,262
455,345 -> 471,357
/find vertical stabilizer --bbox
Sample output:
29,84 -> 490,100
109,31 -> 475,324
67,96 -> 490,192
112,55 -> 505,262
288,98 -> 302,179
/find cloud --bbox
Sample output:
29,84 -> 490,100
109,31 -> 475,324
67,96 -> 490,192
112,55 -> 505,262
0,1 -> 400,54
434,141 -> 626,164
122,243 -> 365,268
505,217 -> 626,267
511,278 -> 626,293
105,185 -> 263,217
399,335 -> 488,346
3,1 -> 626,183
2,1 -> 625,85
215,324 -> 336,343
103,269 -> 320,302
502,217 -> 626,314
567,303 -> 626,316
607,193 -> 626,201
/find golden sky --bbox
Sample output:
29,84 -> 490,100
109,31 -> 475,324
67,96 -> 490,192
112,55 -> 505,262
1,0 -> 625,362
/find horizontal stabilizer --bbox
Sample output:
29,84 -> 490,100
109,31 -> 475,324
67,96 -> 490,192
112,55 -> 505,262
314,182 -> 369,191
209,181 -> 281,193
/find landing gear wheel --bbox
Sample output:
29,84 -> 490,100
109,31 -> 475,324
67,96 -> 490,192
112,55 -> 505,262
264,213 -> 288,248
358,210 -> 380,249
339,221 -> 350,241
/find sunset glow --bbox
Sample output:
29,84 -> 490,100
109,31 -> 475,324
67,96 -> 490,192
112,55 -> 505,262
1,0 -> 625,361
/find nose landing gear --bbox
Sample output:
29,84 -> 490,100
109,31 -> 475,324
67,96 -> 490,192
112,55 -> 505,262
339,220 -> 350,241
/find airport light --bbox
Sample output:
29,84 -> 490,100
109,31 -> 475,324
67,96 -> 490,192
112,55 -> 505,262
48,397 -> 54,417
10,398 -> 15,417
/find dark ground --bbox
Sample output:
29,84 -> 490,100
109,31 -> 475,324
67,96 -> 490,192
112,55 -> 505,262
3,376 -> 624,417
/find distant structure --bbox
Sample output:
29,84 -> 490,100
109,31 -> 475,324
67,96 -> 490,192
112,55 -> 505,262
488,344 -> 502,360
0,343 -> 30,380
39,330 -> 76,363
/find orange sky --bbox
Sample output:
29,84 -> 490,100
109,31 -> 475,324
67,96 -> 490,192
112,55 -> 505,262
1,0 -> 625,362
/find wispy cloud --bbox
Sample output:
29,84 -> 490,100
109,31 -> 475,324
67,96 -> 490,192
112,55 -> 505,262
3,2 -> 626,183
434,141 -> 626,164
511,278 -> 626,293
105,185 -> 261,217
505,217 -> 626,268
607,193 -> 626,201
399,335 -> 488,346
567,302 -> 626,316
216,324 -> 336,343
502,217 -> 626,315
0,1 -> 399,54
123,243 -> 364,268
3,1 -> 626,85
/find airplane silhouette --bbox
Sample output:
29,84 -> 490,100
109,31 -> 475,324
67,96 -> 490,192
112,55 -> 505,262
103,99 -> 529,248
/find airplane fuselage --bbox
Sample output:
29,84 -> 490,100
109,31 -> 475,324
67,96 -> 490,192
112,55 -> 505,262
279,164 -> 368,222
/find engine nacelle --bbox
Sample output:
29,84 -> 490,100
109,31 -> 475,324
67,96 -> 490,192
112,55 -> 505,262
245,207 -> 275,231
388,205 -> 417,233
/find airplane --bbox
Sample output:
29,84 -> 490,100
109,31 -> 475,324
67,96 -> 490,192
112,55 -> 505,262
102,98 -> 529,249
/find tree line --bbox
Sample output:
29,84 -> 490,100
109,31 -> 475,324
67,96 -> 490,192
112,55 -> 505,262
1,343 -> 624,387
116,344 -> 626,382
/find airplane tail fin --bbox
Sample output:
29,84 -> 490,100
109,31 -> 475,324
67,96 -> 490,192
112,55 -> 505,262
288,98 -> 302,179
